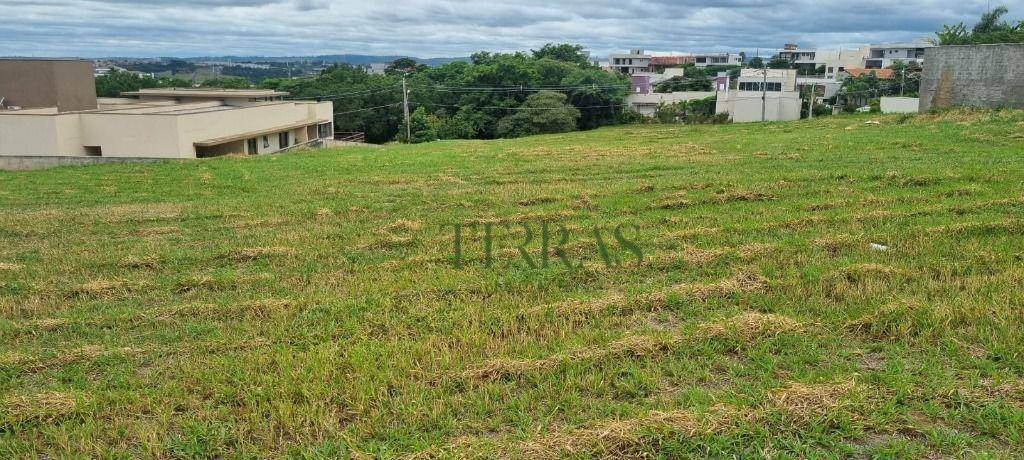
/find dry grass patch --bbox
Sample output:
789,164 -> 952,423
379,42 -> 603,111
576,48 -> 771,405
713,190 -> 775,204
118,255 -> 160,269
2,391 -> 80,423
812,234 -> 860,256
230,246 -> 297,261
671,271 -> 768,301
846,300 -> 931,340
461,334 -> 680,381
69,279 -> 137,298
697,312 -> 803,342
0,262 -> 23,271
735,243 -> 777,260
517,410 -> 704,459
823,263 -> 903,300
767,380 -> 857,424
516,196 -> 557,206
382,219 -> 423,233
6,345 -> 139,372
653,197 -> 692,210
133,226 -> 180,237
20,318 -> 70,334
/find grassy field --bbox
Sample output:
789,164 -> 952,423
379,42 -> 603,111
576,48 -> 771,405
2,110 -> 1024,458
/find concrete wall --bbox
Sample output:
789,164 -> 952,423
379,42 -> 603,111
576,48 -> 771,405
0,155 -> 169,171
880,97 -> 920,114
0,60 -> 97,112
716,92 -> 802,123
920,44 -> 1024,112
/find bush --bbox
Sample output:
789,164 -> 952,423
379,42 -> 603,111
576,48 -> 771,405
496,91 -> 580,138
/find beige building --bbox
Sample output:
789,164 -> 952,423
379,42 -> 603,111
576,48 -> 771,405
716,69 -> 802,123
0,59 -> 333,161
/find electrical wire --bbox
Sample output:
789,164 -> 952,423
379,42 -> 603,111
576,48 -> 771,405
333,102 -> 402,115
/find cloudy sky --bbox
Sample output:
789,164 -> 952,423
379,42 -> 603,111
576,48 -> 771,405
1,0 -> 1020,58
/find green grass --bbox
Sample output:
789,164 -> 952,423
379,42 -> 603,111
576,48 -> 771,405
2,110 -> 1024,458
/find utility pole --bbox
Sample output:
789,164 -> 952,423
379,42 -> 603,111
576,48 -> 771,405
761,63 -> 767,122
402,73 -> 411,143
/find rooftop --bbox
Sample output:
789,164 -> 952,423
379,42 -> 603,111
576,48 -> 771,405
120,88 -> 290,98
844,68 -> 896,79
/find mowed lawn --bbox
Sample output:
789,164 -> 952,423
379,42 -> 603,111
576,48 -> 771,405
2,110 -> 1024,458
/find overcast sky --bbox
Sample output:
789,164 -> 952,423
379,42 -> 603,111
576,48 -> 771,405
1,0 -> 1021,58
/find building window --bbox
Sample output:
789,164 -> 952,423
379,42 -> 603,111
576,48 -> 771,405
262,136 -> 269,148
279,132 -> 289,148
84,146 -> 102,156
318,122 -> 332,139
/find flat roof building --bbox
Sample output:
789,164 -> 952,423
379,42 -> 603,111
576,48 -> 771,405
0,59 -> 333,164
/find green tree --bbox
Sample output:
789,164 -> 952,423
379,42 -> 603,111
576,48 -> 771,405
496,91 -> 580,138
398,107 -> 437,143
747,57 -> 764,68
200,77 -> 251,89
767,57 -> 793,69
385,58 -> 426,75
531,43 -> 592,67
933,5 -> 1024,44
94,70 -> 190,97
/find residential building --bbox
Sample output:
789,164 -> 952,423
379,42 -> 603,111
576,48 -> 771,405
692,53 -> 743,68
0,59 -> 334,164
609,49 -> 651,75
865,43 -> 932,69
715,69 -> 801,122
648,56 -> 694,72
773,44 -> 870,79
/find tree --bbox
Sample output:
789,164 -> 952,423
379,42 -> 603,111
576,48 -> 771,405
767,57 -> 793,69
385,57 -> 426,75
531,43 -> 592,67
933,5 -> 1024,44
94,69 -> 190,97
747,57 -> 764,69
200,77 -> 251,89
399,107 -> 437,143
496,91 -> 580,138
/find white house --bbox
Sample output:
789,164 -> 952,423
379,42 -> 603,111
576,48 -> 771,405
692,52 -> 743,68
865,43 -> 932,69
715,69 -> 801,123
609,49 -> 652,75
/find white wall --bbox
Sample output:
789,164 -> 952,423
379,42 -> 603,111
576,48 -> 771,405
717,92 -> 802,123
880,97 -> 919,114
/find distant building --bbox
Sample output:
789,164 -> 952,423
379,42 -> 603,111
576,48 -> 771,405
0,59 -> 333,165
648,56 -> 694,72
367,63 -> 388,75
715,69 -> 801,122
609,49 -> 652,75
692,53 -> 743,68
865,43 -> 932,69
773,45 -> 870,80
842,68 -> 896,80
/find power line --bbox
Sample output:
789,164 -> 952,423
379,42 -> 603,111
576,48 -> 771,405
421,102 -> 629,111
288,85 -> 403,100
333,102 -> 402,115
